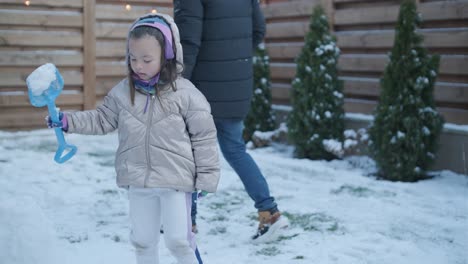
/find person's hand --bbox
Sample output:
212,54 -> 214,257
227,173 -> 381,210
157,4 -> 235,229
45,112 -> 68,131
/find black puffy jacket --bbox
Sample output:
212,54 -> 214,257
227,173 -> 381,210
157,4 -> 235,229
174,0 -> 266,119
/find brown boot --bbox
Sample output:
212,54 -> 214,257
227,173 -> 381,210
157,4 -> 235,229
252,210 -> 288,243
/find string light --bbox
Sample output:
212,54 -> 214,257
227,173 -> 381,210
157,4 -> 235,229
125,4 -> 131,11
24,0 -> 30,6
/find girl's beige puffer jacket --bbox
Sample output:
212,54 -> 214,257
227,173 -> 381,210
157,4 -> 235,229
67,77 -> 220,193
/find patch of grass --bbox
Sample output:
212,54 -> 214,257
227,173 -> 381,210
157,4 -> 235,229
101,189 -> 119,196
331,184 -> 396,198
209,202 -> 227,210
98,159 -> 114,167
27,141 -> 57,153
87,151 -> 114,158
112,235 -> 121,242
207,226 -> 226,235
256,246 -> 280,256
327,223 -> 339,232
210,215 -> 227,222
277,233 -> 300,241
283,212 -> 340,233
62,234 -> 88,244
331,184 -> 372,197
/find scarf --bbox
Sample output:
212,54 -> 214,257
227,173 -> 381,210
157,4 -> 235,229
133,73 -> 160,113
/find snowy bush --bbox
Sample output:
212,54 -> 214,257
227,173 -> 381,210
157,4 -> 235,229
323,128 -> 369,158
287,6 -> 345,160
243,43 -> 276,142
250,123 -> 288,148
368,0 -> 444,182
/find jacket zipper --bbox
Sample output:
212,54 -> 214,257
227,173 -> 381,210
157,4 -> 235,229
143,94 -> 156,187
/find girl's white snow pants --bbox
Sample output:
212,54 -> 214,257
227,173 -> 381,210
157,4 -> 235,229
128,187 -> 197,264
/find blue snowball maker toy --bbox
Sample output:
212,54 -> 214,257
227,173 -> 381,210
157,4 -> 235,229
26,63 -> 77,163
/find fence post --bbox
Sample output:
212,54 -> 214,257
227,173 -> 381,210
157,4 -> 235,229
83,0 -> 96,110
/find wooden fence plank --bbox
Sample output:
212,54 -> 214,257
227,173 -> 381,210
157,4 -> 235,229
343,100 -> 468,124
96,41 -> 125,58
0,0 -> 83,8
336,29 -> 468,49
95,63 -> 126,77
271,77 -> 468,105
340,77 -> 468,103
268,24 -> 468,47
266,42 -> 303,60
269,43 -> 468,76
0,111 -> 48,128
263,0 -> 318,19
339,54 -> 468,75
0,71 -> 83,87
344,98 -> 376,114
267,58 -> 466,85
0,51 -> 83,66
0,94 -> 83,107
0,10 -> 83,27
96,78 -> 122,95
266,21 -> 309,39
334,4 -> 399,25
96,4 -> 173,20
95,23 -> 129,39
418,1 -> 468,21
100,0 -> 172,5
0,30 -> 83,47
270,62 -> 295,80
335,1 -> 468,25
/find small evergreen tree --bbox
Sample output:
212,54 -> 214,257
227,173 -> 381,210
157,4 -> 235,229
243,43 -> 276,142
369,0 -> 444,182
287,6 -> 344,160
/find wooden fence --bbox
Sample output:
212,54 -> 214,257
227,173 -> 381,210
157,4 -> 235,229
264,0 -> 468,124
0,0 -> 467,130
0,0 -> 171,129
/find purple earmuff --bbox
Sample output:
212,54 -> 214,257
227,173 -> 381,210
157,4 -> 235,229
130,16 -> 175,60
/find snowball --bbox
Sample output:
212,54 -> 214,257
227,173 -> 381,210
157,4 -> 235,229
26,63 -> 57,96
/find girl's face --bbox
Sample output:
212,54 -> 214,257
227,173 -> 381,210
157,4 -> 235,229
128,35 -> 162,80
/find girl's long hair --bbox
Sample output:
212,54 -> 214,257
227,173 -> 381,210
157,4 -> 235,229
127,19 -> 183,105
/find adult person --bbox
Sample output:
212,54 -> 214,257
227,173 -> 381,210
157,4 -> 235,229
174,0 -> 288,243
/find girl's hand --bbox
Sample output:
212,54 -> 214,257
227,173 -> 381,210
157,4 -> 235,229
45,112 -> 68,131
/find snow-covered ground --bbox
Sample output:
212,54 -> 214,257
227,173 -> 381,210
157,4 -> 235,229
0,129 -> 466,264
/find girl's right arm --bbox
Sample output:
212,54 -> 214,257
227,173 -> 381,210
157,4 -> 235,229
65,94 -> 119,135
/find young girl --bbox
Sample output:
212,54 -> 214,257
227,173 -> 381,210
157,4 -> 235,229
47,13 -> 219,264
